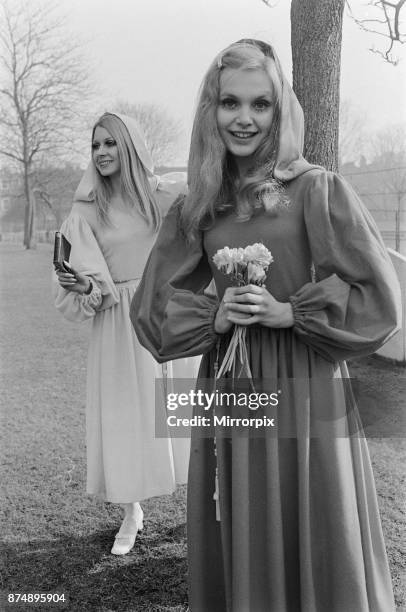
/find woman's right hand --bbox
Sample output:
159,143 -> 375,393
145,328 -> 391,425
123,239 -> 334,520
56,264 -> 92,295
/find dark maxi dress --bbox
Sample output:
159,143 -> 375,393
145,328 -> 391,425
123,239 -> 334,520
131,168 -> 400,612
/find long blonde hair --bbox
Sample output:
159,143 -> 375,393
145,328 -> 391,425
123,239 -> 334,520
181,40 -> 287,241
91,113 -> 161,230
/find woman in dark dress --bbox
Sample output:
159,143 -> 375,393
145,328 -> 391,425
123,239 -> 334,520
131,40 -> 400,611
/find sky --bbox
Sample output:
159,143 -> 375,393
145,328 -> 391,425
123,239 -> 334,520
63,0 -> 406,161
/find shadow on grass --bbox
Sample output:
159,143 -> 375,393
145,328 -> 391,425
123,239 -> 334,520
2,524 -> 188,611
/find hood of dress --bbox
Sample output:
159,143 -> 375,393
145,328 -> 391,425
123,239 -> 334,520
73,112 -> 156,202
227,39 -> 321,181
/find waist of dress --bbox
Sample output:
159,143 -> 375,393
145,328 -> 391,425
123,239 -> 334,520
113,277 -> 141,288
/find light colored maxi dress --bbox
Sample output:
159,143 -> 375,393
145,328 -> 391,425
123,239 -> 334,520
54,176 -> 197,503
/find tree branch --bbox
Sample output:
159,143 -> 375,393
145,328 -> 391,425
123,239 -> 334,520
346,0 -> 405,64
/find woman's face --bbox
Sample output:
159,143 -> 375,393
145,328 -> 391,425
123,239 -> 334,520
216,68 -> 275,162
92,126 -> 121,178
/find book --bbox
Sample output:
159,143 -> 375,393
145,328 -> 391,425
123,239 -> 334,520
53,231 -> 72,273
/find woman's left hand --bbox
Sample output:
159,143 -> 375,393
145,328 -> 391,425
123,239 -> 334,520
223,284 -> 294,328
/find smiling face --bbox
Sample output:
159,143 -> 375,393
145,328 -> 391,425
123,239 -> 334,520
92,126 -> 121,178
216,68 -> 275,168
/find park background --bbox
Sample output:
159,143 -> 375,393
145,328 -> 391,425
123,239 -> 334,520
0,0 -> 405,610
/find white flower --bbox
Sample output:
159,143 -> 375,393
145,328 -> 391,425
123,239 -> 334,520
212,250 -> 228,270
243,243 -> 273,267
213,243 -> 273,283
247,262 -> 266,284
213,246 -> 247,275
213,243 -> 275,389
234,247 -> 246,264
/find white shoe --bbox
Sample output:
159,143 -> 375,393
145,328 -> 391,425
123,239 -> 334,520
111,505 -> 144,556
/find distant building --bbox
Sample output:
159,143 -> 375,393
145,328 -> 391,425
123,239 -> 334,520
341,160 -> 406,256
0,170 -> 24,233
2,162 -> 404,255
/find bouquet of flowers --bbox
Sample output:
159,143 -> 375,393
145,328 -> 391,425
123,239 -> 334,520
213,243 -> 273,382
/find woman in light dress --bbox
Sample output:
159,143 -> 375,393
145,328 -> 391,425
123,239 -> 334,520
132,41 -> 400,610
54,112 -> 197,555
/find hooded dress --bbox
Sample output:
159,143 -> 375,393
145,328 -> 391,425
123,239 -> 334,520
54,113 -> 197,502
130,48 -> 401,612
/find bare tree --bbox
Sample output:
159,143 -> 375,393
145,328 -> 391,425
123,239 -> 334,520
0,0 -> 91,248
33,164 -> 84,228
262,0 -> 346,169
370,124 -> 406,250
263,1 -> 405,64
346,0 -> 405,64
262,0 -> 405,170
339,100 -> 368,165
291,0 -> 345,171
113,101 -> 184,167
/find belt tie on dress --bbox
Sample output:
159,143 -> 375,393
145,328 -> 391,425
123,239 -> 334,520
113,277 -> 141,284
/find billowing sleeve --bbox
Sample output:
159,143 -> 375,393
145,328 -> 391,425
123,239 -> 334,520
130,201 -> 219,362
53,207 -> 119,322
289,170 -> 401,362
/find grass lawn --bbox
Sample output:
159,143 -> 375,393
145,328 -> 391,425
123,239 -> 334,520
0,243 -> 405,611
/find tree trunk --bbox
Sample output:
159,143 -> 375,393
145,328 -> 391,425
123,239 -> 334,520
291,0 -> 345,171
23,167 -> 36,249
54,206 -> 63,229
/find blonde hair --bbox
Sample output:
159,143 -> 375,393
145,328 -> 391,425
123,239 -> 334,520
91,113 -> 160,230
181,40 -> 287,241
